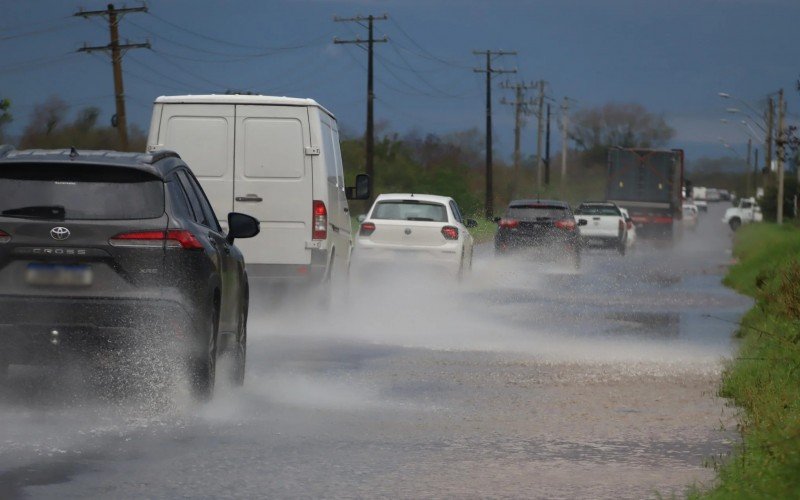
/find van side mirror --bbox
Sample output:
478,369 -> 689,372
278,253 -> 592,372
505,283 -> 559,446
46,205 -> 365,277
578,219 -> 588,226
464,218 -> 478,228
226,212 -> 260,244
346,173 -> 370,200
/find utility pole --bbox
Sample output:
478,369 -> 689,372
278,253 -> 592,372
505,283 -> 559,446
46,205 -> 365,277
765,96 -> 774,178
776,88 -> 785,225
76,4 -> 149,151
500,81 -> 534,195
746,138 -> 752,197
473,50 -> 516,218
334,14 -> 388,204
560,96 -> 570,185
534,80 -> 546,191
754,148 -> 759,195
544,103 -> 551,186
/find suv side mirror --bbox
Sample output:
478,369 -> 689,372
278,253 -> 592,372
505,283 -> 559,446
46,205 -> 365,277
346,173 -> 370,200
464,218 -> 478,228
492,216 -> 501,223
227,212 -> 260,244
357,214 -> 366,223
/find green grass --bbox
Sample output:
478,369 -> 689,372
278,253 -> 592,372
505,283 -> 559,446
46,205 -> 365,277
467,217 -> 497,244
694,223 -> 800,499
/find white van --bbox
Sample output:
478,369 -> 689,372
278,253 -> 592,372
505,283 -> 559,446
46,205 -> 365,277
146,94 -> 369,288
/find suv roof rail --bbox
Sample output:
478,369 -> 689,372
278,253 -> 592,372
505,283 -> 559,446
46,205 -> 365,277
0,145 -> 14,158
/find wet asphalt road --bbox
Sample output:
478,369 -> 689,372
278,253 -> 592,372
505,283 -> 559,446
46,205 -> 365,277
0,203 -> 750,499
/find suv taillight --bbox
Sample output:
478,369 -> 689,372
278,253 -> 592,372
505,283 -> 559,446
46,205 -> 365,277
360,222 -> 376,236
0,229 -> 9,244
554,219 -> 576,231
109,230 -> 203,249
313,200 -> 327,240
618,219 -> 625,231
441,226 -> 459,240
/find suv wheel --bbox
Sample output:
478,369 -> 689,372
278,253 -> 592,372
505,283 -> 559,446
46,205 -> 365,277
190,307 -> 218,401
229,307 -> 247,386
729,217 -> 742,231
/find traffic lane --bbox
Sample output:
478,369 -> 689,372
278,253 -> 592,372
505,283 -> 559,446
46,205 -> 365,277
1,202 -> 744,498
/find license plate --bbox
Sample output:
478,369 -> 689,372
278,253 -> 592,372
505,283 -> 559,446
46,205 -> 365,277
26,263 -> 93,286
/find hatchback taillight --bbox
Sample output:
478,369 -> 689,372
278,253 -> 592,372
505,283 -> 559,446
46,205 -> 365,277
360,222 -> 376,236
0,229 -> 9,244
441,226 -> 459,240
109,230 -> 203,249
313,200 -> 327,240
554,219 -> 576,231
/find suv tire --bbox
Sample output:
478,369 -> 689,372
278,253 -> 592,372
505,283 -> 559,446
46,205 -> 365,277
729,217 -> 742,231
190,307 -> 218,401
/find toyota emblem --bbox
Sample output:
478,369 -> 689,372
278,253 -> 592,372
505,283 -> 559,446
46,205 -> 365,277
50,227 -> 71,240
404,228 -> 412,235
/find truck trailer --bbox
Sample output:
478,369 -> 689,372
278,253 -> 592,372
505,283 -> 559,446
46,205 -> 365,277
606,148 -> 684,238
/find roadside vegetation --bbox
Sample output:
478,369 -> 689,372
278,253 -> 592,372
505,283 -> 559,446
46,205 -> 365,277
696,223 -> 800,498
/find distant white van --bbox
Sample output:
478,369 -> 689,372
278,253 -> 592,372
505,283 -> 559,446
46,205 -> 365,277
146,94 -> 369,289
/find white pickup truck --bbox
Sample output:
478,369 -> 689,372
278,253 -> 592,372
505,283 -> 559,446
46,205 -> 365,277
722,197 -> 763,230
575,202 -> 628,255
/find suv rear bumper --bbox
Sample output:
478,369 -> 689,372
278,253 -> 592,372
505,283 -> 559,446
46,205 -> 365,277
0,295 -> 196,365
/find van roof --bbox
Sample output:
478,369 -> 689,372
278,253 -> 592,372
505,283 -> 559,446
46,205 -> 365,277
154,94 -> 335,119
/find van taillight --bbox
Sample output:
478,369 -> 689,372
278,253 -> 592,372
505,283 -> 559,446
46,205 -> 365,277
109,230 -> 203,249
441,226 -> 459,240
360,222 -> 376,236
0,229 -> 9,244
313,200 -> 327,240
554,219 -> 576,231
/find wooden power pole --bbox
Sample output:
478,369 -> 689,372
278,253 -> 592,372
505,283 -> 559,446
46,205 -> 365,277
334,14 -> 388,205
76,3 -> 150,151
501,81 -> 534,196
474,50 -> 516,218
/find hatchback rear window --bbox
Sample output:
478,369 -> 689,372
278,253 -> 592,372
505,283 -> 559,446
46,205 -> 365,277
0,164 -> 164,220
507,205 -> 568,219
372,200 -> 448,222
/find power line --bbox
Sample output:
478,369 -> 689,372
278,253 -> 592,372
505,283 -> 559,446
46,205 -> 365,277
388,17 -> 472,70
147,10 -> 328,52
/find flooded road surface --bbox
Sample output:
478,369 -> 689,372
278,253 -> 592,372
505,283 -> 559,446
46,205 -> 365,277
0,203 -> 750,499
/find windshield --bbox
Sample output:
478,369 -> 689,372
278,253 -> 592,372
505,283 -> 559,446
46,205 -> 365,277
371,200 -> 448,222
0,164 -> 164,220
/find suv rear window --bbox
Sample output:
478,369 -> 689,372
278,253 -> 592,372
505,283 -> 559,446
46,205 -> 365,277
372,200 -> 448,222
507,205 -> 568,219
0,164 -> 164,220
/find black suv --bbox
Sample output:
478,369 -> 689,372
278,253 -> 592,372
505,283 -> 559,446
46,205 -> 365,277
0,147 -> 259,399
494,199 -> 586,267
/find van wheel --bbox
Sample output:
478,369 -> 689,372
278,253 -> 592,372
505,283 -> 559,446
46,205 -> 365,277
190,307 -> 218,401
729,217 -> 742,231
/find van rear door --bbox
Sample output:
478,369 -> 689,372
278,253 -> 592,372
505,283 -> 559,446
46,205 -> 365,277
153,103 -> 235,225
233,105 -> 313,265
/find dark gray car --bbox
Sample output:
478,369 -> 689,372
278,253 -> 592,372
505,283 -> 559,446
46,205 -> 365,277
0,147 -> 259,400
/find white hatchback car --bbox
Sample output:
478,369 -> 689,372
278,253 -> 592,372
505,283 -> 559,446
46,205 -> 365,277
355,193 -> 476,278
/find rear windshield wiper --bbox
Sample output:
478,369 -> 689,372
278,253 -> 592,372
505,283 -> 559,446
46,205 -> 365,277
1,205 -> 66,220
